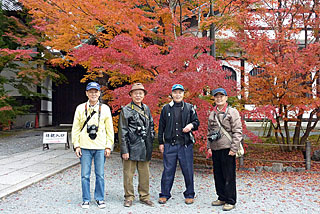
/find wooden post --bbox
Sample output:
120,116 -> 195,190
305,141 -> 311,170
239,156 -> 244,167
209,0 -> 216,58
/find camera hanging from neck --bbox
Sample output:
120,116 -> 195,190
86,102 -> 101,128
80,102 -> 102,132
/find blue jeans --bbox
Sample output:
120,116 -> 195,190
80,149 -> 106,202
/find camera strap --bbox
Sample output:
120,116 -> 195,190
215,112 -> 244,157
215,114 -> 232,142
131,103 -> 149,120
80,103 -> 101,132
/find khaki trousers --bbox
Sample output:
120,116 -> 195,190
123,160 -> 150,201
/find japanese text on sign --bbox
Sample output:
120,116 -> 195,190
43,132 -> 68,144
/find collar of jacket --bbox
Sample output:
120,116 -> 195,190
87,100 -> 100,109
130,101 -> 144,110
214,103 -> 228,113
169,100 -> 185,109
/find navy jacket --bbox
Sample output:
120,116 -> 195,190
158,101 -> 199,145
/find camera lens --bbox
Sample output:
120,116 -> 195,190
87,125 -> 98,140
89,132 -> 97,140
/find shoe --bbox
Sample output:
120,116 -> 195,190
140,199 -> 154,207
158,197 -> 167,204
96,200 -> 106,209
222,203 -> 235,211
124,200 -> 133,207
81,201 -> 89,209
211,199 -> 226,206
185,198 -> 194,205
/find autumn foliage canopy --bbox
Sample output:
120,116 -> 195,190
19,0 -> 320,155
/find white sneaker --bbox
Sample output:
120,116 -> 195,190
81,201 -> 89,209
96,200 -> 106,209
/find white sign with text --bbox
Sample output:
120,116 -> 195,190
43,132 -> 68,144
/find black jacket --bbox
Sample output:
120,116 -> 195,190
118,102 -> 155,161
158,101 -> 199,145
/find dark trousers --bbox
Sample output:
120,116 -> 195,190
159,143 -> 195,199
212,148 -> 236,205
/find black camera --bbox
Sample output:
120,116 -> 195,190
136,126 -> 147,138
208,130 -> 221,142
87,124 -> 98,140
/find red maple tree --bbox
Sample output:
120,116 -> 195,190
20,0 -> 239,153
108,36 -> 236,153
232,0 -> 320,149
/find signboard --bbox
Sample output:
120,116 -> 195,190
43,132 -> 70,150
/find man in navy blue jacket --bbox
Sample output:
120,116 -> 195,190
158,84 -> 200,205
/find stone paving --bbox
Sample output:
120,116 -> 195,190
0,144 -> 79,199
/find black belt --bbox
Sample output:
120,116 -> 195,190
168,137 -> 184,146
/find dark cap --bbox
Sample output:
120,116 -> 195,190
211,88 -> 227,96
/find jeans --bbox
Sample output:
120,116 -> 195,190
80,149 -> 106,202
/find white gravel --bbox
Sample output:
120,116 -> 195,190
0,130 -> 319,214
0,152 -> 319,214
0,130 -> 43,155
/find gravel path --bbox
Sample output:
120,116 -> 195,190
0,153 -> 319,213
0,130 -> 319,214
0,130 -> 43,156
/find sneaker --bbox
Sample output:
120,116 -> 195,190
81,201 -> 89,209
222,203 -> 235,211
158,197 -> 167,204
96,200 -> 106,209
211,199 -> 226,206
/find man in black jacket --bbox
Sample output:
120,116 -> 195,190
118,83 -> 155,207
158,84 -> 200,205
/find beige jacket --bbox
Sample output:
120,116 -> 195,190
207,106 -> 242,153
72,101 -> 114,150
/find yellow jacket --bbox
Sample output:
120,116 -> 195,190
72,101 -> 114,150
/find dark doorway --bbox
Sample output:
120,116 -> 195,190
52,67 -> 87,125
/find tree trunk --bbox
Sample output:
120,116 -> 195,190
266,121 -> 273,137
209,0 -> 216,57
275,116 -> 286,151
284,120 -> 291,151
178,0 -> 183,36
301,109 -> 320,145
169,1 -> 178,39
293,113 -> 303,148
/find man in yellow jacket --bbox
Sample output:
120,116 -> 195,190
72,82 -> 114,209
